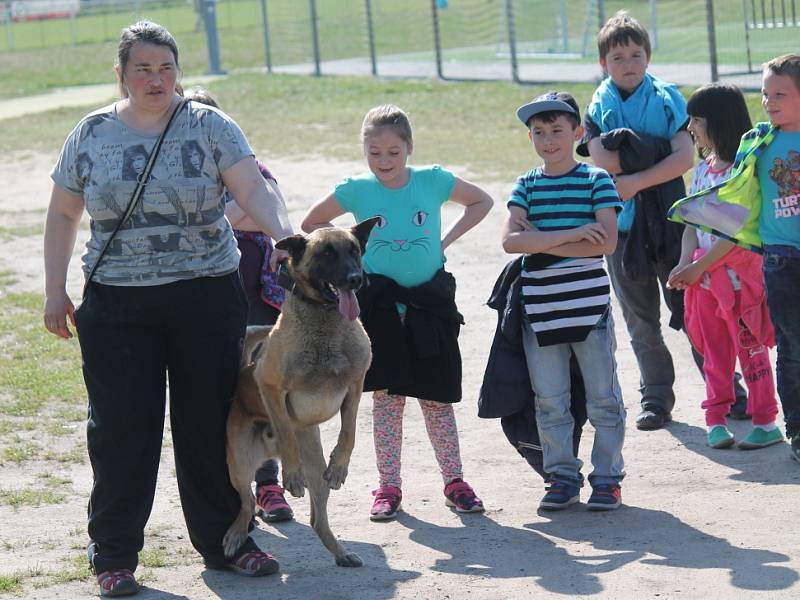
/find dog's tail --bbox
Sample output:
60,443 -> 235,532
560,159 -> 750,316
242,325 -> 272,366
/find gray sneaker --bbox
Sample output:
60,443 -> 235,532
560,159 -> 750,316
791,433 -> 800,463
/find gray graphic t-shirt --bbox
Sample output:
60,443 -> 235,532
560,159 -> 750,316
51,100 -> 253,286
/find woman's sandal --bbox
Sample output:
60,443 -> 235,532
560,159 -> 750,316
96,569 -> 138,597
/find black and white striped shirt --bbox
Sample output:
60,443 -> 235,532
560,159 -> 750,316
508,163 -> 621,346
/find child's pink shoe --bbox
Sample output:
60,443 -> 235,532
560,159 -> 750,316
370,486 -> 402,521
444,479 -> 485,513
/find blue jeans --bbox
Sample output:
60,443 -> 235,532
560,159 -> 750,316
763,250 -> 800,438
521,312 -> 626,487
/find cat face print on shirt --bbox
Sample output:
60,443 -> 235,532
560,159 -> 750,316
367,206 -> 436,259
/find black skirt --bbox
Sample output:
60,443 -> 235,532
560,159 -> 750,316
357,269 -> 464,403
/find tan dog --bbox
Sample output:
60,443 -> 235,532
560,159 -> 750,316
223,218 -> 379,568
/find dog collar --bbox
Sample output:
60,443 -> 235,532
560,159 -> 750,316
278,266 -> 338,309
290,287 -> 338,310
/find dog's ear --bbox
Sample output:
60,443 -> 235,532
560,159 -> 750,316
275,234 -> 307,263
350,217 -> 381,255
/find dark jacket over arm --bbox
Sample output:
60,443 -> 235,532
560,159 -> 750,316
478,257 -> 588,479
602,127 -> 687,329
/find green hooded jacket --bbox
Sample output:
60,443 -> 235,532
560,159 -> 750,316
667,122 -> 777,253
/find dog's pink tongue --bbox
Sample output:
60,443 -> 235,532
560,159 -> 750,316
337,288 -> 360,321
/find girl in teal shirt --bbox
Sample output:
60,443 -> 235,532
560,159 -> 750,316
302,104 -> 492,521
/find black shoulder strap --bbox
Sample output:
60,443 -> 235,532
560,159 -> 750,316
82,98 -> 186,298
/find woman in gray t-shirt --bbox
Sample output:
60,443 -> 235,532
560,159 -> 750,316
42,20 -> 292,596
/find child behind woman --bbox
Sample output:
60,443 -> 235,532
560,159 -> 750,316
667,84 -> 780,449
301,104 -> 493,520
184,87 -> 294,522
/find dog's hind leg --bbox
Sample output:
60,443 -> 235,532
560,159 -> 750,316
222,410 -> 260,559
297,426 -> 363,567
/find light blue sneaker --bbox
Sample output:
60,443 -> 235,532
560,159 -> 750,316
707,425 -> 735,449
738,427 -> 783,450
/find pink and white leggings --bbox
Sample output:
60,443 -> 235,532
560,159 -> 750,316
372,390 -> 464,488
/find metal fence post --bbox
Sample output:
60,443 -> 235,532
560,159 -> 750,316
505,0 -> 519,83
741,0 -> 753,73
202,0 -> 225,74
3,1 -> 13,51
431,0 -> 444,79
650,0 -> 658,51
705,0 -> 719,82
365,0 -> 377,77
259,0 -> 272,72
598,0 -> 605,29
309,0 -> 321,76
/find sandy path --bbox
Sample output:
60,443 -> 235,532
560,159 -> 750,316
1,149 -> 798,600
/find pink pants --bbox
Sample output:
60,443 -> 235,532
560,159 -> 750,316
372,391 -> 463,488
692,287 -> 778,427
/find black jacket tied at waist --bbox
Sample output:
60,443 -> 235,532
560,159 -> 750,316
601,127 -> 686,330
356,269 -> 464,403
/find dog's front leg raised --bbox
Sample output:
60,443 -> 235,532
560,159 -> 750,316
324,381 -> 363,490
259,384 -> 305,497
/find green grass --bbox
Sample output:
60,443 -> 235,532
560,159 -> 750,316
139,547 -> 168,569
0,573 -> 24,594
41,554 -> 91,586
0,293 -> 85,419
0,487 -> 67,508
2,440 -> 39,465
0,270 -> 17,287
0,0 -> 783,98
0,225 -> 42,241
0,73 -> 768,184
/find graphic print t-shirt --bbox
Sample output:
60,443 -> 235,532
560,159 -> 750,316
689,158 -> 740,290
51,100 -> 252,285
758,130 -> 800,249
334,165 -> 456,287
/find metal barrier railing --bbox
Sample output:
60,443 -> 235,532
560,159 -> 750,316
1,0 -> 778,91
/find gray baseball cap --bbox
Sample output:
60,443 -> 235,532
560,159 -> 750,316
516,91 -> 580,126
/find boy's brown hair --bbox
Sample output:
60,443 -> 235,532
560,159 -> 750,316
597,10 -> 651,60
764,54 -> 800,92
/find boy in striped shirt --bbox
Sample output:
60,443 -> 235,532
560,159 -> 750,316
502,92 -> 626,511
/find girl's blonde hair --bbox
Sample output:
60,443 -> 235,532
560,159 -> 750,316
360,104 -> 413,146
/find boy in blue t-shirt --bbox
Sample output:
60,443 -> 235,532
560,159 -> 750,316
503,91 -> 626,511
759,54 -> 800,462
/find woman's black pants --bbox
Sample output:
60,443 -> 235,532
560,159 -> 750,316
75,272 -> 249,573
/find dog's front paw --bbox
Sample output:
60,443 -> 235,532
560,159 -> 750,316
335,552 -> 363,567
282,470 -> 306,498
323,462 -> 349,490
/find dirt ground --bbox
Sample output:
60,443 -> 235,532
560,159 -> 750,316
1,146 -> 799,600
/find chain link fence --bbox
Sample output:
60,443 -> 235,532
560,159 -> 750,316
2,0 -> 792,90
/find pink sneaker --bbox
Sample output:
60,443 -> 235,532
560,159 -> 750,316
370,485 -> 402,521
444,479 -> 485,513
256,484 -> 294,523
